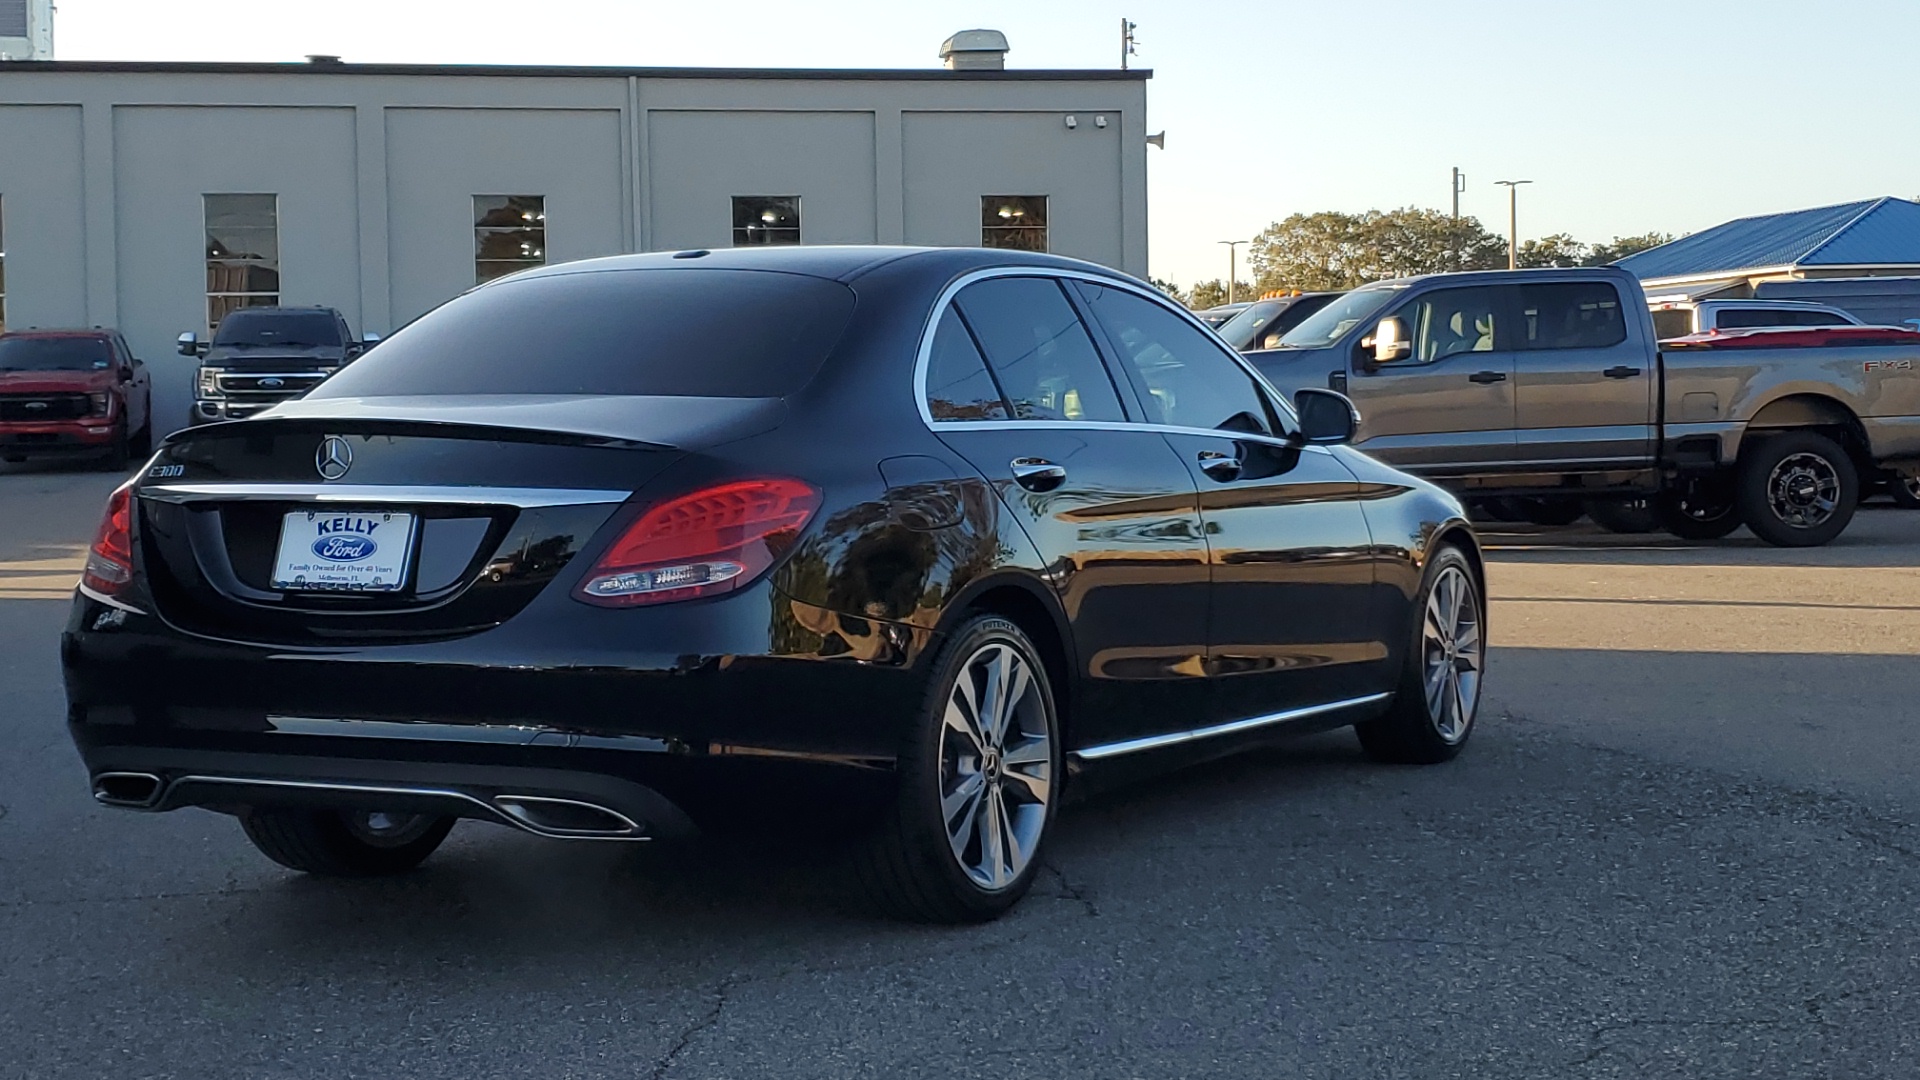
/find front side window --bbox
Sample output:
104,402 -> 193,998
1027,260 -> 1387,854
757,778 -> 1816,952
1401,286 -> 1500,362
1516,281 -> 1626,350
475,195 -> 546,284
205,194 -> 279,334
952,276 -> 1123,422
733,196 -> 801,246
924,308 -> 1009,421
982,196 -> 1048,252
1076,282 -> 1274,433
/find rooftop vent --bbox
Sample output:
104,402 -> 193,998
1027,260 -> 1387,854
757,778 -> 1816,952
939,29 -> 1008,72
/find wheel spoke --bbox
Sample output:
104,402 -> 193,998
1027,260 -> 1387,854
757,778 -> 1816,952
1003,764 -> 1051,805
1444,573 -> 1464,634
980,791 -> 1007,888
1449,666 -> 1470,739
942,770 -> 985,828
1000,798 -> 1030,874
943,697 -> 986,756
979,648 -> 1010,748
1453,618 -> 1482,661
1424,655 -> 1449,717
1000,738 -> 1051,768
948,668 -> 986,751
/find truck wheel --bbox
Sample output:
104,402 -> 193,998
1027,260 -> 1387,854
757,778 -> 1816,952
1586,498 -> 1657,534
1736,431 -> 1858,547
1888,476 -> 1920,509
1515,498 -> 1584,527
97,422 -> 132,472
239,808 -> 455,876
1656,476 -> 1742,540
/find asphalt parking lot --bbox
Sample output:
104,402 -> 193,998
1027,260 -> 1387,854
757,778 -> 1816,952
4,461 -> 1919,1079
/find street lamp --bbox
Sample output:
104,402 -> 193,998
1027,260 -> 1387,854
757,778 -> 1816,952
1494,179 -> 1533,270
1217,239 -> 1247,304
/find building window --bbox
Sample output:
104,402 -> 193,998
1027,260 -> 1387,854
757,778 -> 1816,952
982,196 -> 1048,252
732,196 -> 800,246
475,196 -> 546,284
205,194 -> 280,333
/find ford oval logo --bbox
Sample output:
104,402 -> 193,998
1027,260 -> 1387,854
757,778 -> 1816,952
258,377 -> 285,389
312,535 -> 377,561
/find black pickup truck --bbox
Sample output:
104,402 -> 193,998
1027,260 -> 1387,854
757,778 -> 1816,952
178,307 -> 377,425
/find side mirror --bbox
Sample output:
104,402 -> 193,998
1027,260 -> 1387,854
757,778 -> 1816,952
176,332 -> 200,357
361,332 -> 381,346
116,367 -> 133,383
1372,317 -> 1412,364
1294,388 -> 1360,446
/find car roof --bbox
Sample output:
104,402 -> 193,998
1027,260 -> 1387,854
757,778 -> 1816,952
0,328 -> 117,339
504,245 -> 1137,286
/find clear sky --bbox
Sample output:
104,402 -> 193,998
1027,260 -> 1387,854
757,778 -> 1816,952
52,0 -> 1920,287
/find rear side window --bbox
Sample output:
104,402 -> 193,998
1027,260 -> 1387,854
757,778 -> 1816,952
924,309 -> 1008,421
311,269 -> 855,399
952,277 -> 1124,423
1074,282 -> 1275,434
1718,308 -> 1851,330
1516,282 -> 1627,350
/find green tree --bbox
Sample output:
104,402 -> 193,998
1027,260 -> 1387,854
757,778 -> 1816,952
1188,279 -> 1256,310
1515,233 -> 1587,268
1584,232 -> 1675,265
1249,207 -> 1505,291
1148,277 -> 1189,306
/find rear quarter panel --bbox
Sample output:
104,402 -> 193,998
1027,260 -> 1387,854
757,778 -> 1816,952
1661,346 -> 1920,461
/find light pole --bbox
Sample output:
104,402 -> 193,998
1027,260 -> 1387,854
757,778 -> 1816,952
1494,179 -> 1532,270
1217,239 -> 1247,304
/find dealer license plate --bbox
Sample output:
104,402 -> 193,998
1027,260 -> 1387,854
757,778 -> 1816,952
270,510 -> 415,593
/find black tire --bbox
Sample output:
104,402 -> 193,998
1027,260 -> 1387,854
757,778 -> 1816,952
98,421 -> 131,471
1480,497 -> 1528,523
1656,476 -> 1742,540
1515,497 -> 1585,527
1585,497 -> 1658,534
239,807 -> 455,876
1735,431 -> 1859,547
131,422 -> 153,459
1887,475 -> 1920,509
1355,545 -> 1484,765
855,615 -> 1062,923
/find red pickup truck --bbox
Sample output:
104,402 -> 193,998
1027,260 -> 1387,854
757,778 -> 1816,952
0,329 -> 152,467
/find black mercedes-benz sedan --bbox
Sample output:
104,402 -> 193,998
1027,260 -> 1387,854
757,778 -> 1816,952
63,246 -> 1485,923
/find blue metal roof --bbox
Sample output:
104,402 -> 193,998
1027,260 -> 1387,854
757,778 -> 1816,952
1617,197 -> 1920,281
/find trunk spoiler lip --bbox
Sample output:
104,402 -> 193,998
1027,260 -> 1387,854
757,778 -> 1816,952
166,394 -> 790,452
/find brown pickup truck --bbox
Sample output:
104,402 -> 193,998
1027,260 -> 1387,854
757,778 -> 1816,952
1242,266 -> 1920,546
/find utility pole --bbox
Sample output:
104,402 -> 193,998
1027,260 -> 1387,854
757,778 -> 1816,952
1494,179 -> 1533,270
1120,19 -> 1138,70
1217,239 -> 1247,304
1451,167 -> 1466,270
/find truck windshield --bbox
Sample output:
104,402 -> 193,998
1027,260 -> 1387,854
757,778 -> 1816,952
1215,301 -> 1287,350
214,311 -> 344,349
1274,286 -> 1401,349
308,268 -> 857,399
0,337 -> 114,372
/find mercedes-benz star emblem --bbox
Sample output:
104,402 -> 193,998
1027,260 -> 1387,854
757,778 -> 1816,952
315,435 -> 353,481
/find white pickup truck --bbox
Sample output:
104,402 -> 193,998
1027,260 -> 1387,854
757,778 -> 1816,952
1647,297 -> 1861,340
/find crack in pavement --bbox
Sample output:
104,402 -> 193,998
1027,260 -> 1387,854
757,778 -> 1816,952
1041,861 -> 1098,917
1566,1015 -> 1824,1069
649,974 -> 738,1080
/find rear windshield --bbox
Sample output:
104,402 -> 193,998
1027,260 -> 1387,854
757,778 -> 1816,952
309,269 -> 857,399
214,310 -> 344,348
0,336 -> 114,371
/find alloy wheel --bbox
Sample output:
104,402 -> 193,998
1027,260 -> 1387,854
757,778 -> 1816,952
1767,452 -> 1841,529
938,642 -> 1052,891
1420,565 -> 1482,744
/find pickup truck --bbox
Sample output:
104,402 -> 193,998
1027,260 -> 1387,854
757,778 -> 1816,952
0,329 -> 152,467
177,306 -> 375,425
1243,266 -> 1920,546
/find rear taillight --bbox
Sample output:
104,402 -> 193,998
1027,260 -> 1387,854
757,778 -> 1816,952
574,478 -> 820,608
83,482 -> 135,596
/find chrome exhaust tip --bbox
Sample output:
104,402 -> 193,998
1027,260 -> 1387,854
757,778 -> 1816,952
492,795 -> 648,840
92,772 -> 164,809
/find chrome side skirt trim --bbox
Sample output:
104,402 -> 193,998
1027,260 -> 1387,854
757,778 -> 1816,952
1071,691 -> 1392,762
141,483 -> 631,508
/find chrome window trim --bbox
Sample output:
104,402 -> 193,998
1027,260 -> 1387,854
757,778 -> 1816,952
140,483 -> 631,508
923,416 -> 1333,457
913,265 -> 1305,434
1071,691 -> 1391,762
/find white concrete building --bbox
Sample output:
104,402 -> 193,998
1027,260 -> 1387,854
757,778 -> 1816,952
0,56 -> 1150,431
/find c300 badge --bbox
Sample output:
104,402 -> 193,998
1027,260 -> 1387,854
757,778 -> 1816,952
315,435 -> 354,481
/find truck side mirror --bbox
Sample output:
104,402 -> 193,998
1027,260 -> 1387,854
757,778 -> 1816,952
176,332 -> 199,357
1371,317 -> 1412,364
1293,388 -> 1359,445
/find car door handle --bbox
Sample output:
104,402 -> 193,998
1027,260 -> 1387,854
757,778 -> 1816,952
1196,450 -> 1243,482
1603,365 -> 1644,379
1010,457 -> 1067,492
1468,370 -> 1507,385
